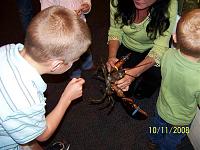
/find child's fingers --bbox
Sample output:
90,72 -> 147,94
70,78 -> 85,85
75,78 -> 85,85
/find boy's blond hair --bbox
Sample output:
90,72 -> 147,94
176,9 -> 200,58
24,6 -> 91,63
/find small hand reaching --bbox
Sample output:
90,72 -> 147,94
61,78 -> 85,103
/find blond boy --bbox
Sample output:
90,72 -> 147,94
0,6 -> 91,149
40,0 -> 93,79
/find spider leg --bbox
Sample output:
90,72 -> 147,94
90,92 -> 107,104
107,96 -> 115,114
98,96 -> 111,110
92,64 -> 108,84
94,76 -> 105,82
110,96 -> 115,109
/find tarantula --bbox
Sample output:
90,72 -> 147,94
90,53 -> 148,120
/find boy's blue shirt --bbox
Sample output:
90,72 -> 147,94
0,44 -> 47,149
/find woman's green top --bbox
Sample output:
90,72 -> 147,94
108,0 -> 178,66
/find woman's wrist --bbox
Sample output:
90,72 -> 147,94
129,67 -> 142,78
108,56 -> 116,59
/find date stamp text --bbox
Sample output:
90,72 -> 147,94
149,126 -> 190,134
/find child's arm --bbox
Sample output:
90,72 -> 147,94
36,78 -> 85,141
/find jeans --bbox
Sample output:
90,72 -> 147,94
16,0 -> 33,32
70,51 -> 93,78
148,112 -> 189,150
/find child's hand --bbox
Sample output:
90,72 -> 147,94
61,78 -> 85,102
75,3 -> 91,16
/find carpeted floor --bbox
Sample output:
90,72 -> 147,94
0,0 -> 195,150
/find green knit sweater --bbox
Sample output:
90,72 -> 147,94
108,0 -> 178,66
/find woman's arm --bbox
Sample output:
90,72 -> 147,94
115,56 -> 155,91
148,0 -> 178,66
115,0 -> 178,90
107,0 -> 123,70
106,40 -> 120,71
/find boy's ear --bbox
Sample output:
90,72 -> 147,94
50,60 -> 64,72
172,33 -> 177,43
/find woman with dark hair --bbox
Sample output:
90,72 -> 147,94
106,0 -> 178,98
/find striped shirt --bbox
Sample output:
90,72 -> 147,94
0,44 -> 47,150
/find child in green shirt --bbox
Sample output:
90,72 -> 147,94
148,9 -> 200,150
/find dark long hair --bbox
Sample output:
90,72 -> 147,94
111,0 -> 170,39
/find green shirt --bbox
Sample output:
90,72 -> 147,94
157,48 -> 200,125
108,0 -> 178,66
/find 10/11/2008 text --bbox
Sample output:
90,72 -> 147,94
149,126 -> 190,134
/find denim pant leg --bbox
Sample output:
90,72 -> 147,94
81,52 -> 93,70
148,112 -> 167,145
70,51 -> 93,78
16,0 -> 33,32
148,112 -> 188,150
160,125 -> 188,150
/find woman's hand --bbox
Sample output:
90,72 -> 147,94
115,69 -> 136,91
115,56 -> 155,91
106,57 -> 119,72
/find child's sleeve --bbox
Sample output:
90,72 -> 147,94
147,0 -> 178,67
1,104 -> 47,144
40,0 -> 59,10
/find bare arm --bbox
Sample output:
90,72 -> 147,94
36,78 -> 85,141
108,40 -> 120,58
129,56 -> 155,77
115,56 -> 155,91
106,40 -> 120,71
